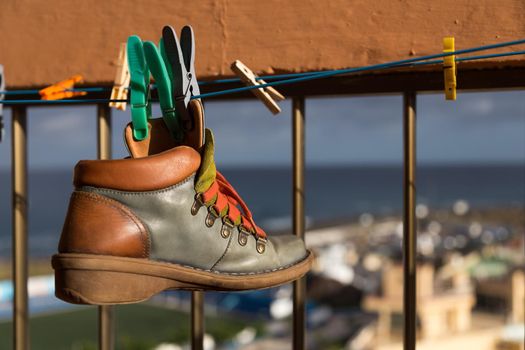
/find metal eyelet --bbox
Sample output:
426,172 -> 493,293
191,194 -> 204,216
256,237 -> 267,254
238,226 -> 250,246
205,207 -> 219,227
221,219 -> 234,239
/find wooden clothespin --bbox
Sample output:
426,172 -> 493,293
443,37 -> 457,100
109,43 -> 130,111
231,60 -> 285,115
39,75 -> 87,100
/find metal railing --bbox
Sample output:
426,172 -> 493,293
6,91 -> 434,350
12,105 -> 28,350
402,92 -> 417,350
96,104 -> 114,350
292,97 -> 306,350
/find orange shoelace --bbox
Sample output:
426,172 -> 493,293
201,171 -> 266,239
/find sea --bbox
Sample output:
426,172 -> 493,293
0,164 -> 524,258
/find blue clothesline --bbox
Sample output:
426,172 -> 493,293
1,38 -> 524,105
194,39 -> 525,100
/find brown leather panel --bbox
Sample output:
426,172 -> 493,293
59,191 -> 150,258
124,100 -> 204,158
73,146 -> 201,191
125,119 -> 177,158
186,99 -> 205,152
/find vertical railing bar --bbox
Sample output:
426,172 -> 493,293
96,104 -> 114,350
12,105 -> 29,350
191,291 -> 204,350
403,92 -> 417,350
192,99 -> 205,350
97,104 -> 112,159
99,306 -> 114,350
292,96 -> 306,350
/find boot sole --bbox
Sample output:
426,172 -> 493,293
52,251 -> 314,305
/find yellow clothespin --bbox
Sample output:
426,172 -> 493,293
443,37 -> 456,100
231,60 -> 285,115
109,43 -> 130,111
39,75 -> 87,100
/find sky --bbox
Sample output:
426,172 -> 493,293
0,91 -> 524,170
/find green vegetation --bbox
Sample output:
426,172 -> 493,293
0,303 -> 264,350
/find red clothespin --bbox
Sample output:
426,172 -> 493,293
231,60 -> 285,115
109,43 -> 130,111
39,75 -> 87,100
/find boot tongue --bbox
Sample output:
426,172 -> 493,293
124,99 -> 205,158
194,129 -> 217,193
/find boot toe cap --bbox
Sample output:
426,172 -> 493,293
270,235 -> 309,267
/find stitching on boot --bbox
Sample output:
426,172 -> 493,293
209,228 -> 234,271
73,191 -> 151,258
154,252 -> 311,276
82,174 -> 195,196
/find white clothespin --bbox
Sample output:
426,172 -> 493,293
231,60 -> 285,115
109,43 -> 130,111
0,65 -> 5,142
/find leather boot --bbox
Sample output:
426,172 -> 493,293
52,100 -> 313,305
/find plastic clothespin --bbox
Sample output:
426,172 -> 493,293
0,64 -> 4,142
143,40 -> 183,141
109,43 -> 131,111
162,25 -> 202,132
39,75 -> 87,100
443,37 -> 457,101
127,35 -> 152,140
231,60 -> 285,115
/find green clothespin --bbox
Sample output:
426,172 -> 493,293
143,41 -> 183,141
127,35 -> 151,141
160,39 -> 174,83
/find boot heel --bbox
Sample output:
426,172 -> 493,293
55,268 -> 176,305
